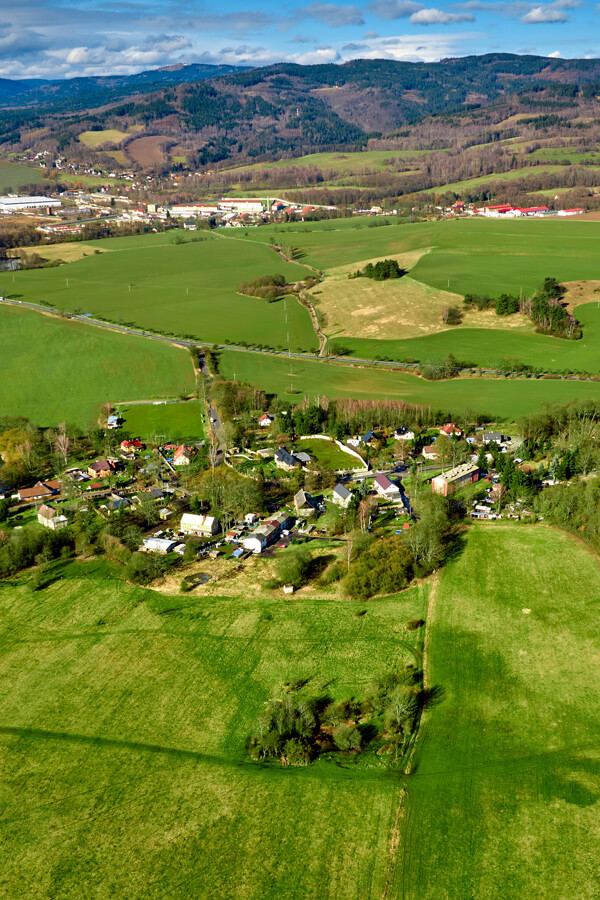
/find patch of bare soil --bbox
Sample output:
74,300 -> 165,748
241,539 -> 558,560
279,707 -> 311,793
562,279 -> 600,313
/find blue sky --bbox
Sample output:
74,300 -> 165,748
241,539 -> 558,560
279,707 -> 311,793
1,0 -> 600,79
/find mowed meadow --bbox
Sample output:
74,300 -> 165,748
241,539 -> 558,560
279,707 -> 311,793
0,305 -> 195,427
0,559 -> 428,899
396,525 -> 600,899
218,349 -> 600,419
1,526 -> 599,896
233,216 -> 600,372
0,231 -> 318,352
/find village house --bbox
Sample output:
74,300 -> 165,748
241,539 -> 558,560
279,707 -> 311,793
274,448 -> 303,471
17,480 -> 61,502
422,445 -> 439,460
173,445 -> 193,467
242,511 -> 294,554
120,439 -> 143,453
259,413 -> 274,427
374,474 -> 401,500
180,513 -> 220,536
294,489 -> 317,517
394,426 -> 415,441
37,504 -> 68,530
332,483 -> 353,508
88,460 -> 114,479
106,414 -> 121,430
439,423 -> 462,437
482,432 -> 508,445
431,463 -> 479,497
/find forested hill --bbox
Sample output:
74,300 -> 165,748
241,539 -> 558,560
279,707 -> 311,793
6,53 -> 600,167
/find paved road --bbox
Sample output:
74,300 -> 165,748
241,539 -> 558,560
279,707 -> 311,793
1,296 -> 592,383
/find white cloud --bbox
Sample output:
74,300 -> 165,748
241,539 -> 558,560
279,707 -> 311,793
547,49 -> 562,56
521,5 -> 569,21
410,7 -> 475,22
337,30 -> 481,60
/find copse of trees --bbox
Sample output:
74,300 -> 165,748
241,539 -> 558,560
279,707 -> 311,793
248,666 -> 425,766
527,277 -> 581,339
237,274 -> 289,301
350,259 -> 406,280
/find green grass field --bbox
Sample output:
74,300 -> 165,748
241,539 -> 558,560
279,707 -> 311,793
0,231 -> 318,352
78,129 -> 129,147
421,164 -> 600,195
235,217 -> 600,297
225,149 -> 426,176
0,558 -> 428,898
120,401 -> 206,441
219,348 -> 600,418
0,162 -> 45,192
341,301 -> 600,371
0,306 -> 195,427
396,524 -> 600,898
295,437 -> 363,470
233,217 -> 600,371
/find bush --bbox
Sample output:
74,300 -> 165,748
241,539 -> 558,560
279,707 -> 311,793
344,537 -> 414,600
283,738 -> 312,766
442,306 -> 463,324
275,546 -> 312,588
333,724 -> 362,751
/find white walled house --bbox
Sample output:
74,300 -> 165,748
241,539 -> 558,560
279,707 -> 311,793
180,514 -> 220,536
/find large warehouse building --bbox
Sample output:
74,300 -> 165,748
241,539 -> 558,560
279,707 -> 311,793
0,196 -> 62,214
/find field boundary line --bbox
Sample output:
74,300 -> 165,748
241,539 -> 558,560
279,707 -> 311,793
405,569 -> 440,776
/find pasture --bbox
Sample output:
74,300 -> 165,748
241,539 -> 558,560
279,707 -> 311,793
313,269 -> 532,341
0,161 -> 44,192
341,301 -> 600,371
0,559 -> 428,898
120,400 -> 206,441
396,524 -> 600,898
0,305 -> 195,427
235,217 -> 600,371
0,231 -> 318,352
78,129 -> 129,147
218,348 -> 600,418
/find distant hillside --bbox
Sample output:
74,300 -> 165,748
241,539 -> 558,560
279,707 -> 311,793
5,53 -> 600,193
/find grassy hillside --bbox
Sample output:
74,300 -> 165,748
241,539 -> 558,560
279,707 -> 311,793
218,348 -> 600,418
0,231 -> 318,352
0,161 -> 44,191
396,524 -> 600,898
0,306 -> 195,427
0,558 -> 428,898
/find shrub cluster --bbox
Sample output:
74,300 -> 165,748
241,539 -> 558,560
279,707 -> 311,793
248,668 -> 425,767
238,274 -> 288,301
350,259 -> 406,280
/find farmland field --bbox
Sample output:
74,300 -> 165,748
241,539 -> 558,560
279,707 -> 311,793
0,305 -> 195,427
396,524 -> 600,898
0,558 -> 428,898
0,161 -> 44,191
120,400 -> 206,441
0,231 -> 318,352
341,301 -> 600,371
234,217 -> 600,370
78,129 -> 129,147
218,348 -> 600,418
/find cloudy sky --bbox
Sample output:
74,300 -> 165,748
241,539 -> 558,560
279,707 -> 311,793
1,0 -> 599,80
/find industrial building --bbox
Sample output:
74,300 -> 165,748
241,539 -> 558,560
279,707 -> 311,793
0,196 -> 62,214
